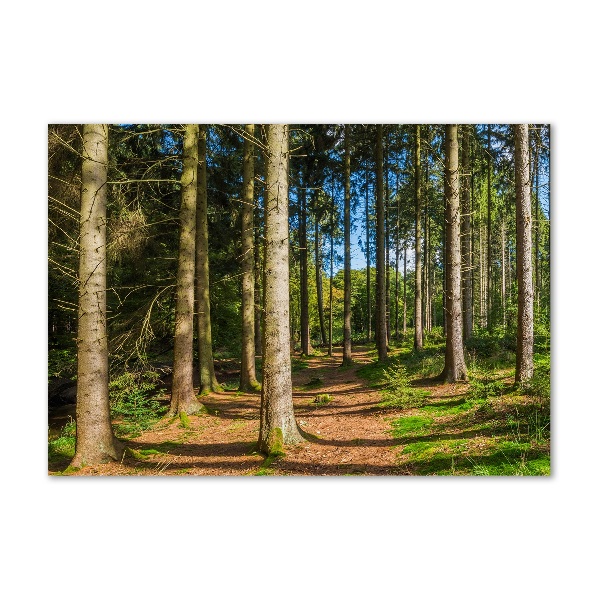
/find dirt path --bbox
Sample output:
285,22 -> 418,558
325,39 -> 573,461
66,346 -> 406,476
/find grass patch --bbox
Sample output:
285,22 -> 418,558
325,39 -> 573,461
389,415 -> 434,437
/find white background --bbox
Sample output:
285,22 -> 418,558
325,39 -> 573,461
2,1 -> 597,598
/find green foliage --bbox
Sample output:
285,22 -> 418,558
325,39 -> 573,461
518,355 -> 550,401
48,348 -> 77,380
389,415 -> 434,437
48,418 -> 76,466
465,364 -> 506,401
313,393 -> 333,405
378,365 -> 430,409
109,370 -> 167,437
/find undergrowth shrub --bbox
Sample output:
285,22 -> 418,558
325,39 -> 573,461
48,348 -> 77,381
379,365 -> 430,409
48,417 -> 76,464
109,370 -> 167,437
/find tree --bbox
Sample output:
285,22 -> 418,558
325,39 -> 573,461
514,124 -> 534,382
414,124 -> 423,350
258,124 -> 303,454
240,124 -> 261,391
461,125 -> 473,340
342,124 -> 352,365
71,124 -> 120,466
196,125 -> 221,393
375,125 -> 388,361
170,124 -> 205,415
440,125 -> 468,382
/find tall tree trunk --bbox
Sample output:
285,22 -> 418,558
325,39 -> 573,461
487,124 -> 492,329
385,139 -> 391,346
329,173 -> 334,357
375,125 -> 387,361
315,216 -> 327,346
514,124 -> 534,382
240,124 -> 260,391
414,124 -> 423,350
71,123 -> 120,466
259,124 -> 303,453
342,125 -> 352,364
479,184 -> 485,329
461,125 -> 473,340
254,207 -> 262,356
501,215 -> 506,329
299,179 -> 312,355
441,125 -> 468,382
170,124 -> 205,415
533,127 -> 540,314
403,240 -> 407,335
365,165 -> 372,342
196,125 -> 220,393
424,132 -> 430,333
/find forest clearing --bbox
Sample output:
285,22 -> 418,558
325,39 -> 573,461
49,337 -> 549,476
48,124 -> 550,476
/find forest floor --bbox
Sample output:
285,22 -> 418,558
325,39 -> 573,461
48,342 -> 550,476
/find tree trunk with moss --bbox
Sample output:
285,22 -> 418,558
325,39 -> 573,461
170,124 -> 205,415
71,124 -> 120,467
258,124 -> 303,454
375,125 -> 387,362
342,124 -> 352,365
240,124 -> 260,391
514,124 -> 534,382
441,125 -> 468,382
414,124 -> 423,350
196,125 -> 220,393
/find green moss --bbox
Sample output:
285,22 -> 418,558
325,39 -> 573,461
61,465 -> 80,475
179,411 -> 190,428
267,427 -> 285,456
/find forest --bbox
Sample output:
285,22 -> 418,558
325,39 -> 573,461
48,123 -> 550,476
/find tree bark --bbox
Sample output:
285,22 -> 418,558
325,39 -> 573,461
514,124 -> 534,382
240,124 -> 260,391
315,216 -> 327,346
375,125 -> 387,361
196,125 -> 220,393
441,125 -> 468,382
170,125 -> 205,415
259,124 -> 303,453
299,177 -> 312,355
461,125 -> 473,340
414,124 -> 423,350
487,124 -> 493,329
342,125 -> 352,364
71,124 -> 120,467
402,240 -> 407,336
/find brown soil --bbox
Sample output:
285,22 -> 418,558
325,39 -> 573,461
52,346 -> 459,476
